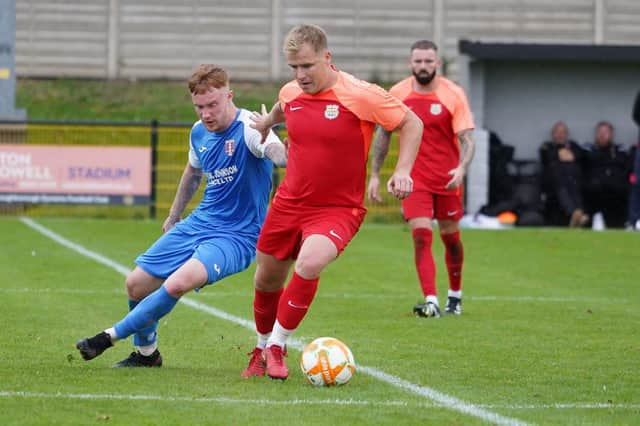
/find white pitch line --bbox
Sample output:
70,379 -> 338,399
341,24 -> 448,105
18,218 -> 130,276
0,390 -> 416,407
3,391 -> 638,411
19,217 -> 529,426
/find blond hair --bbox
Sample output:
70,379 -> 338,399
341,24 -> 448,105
283,24 -> 328,54
188,65 -> 229,94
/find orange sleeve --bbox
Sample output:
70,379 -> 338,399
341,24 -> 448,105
333,71 -> 409,131
437,79 -> 474,134
389,77 -> 413,102
278,81 -> 302,111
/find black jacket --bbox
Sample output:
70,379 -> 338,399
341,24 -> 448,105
539,140 -> 586,192
583,142 -> 632,196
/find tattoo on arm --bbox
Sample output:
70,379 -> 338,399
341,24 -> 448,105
184,172 -> 202,200
458,129 -> 476,171
265,142 -> 287,168
168,166 -> 202,219
370,127 -> 392,176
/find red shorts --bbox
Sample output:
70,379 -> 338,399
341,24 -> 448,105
257,197 -> 366,261
402,190 -> 463,221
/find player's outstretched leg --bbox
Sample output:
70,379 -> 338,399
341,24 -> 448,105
76,286 -> 178,365
109,286 -> 178,366
112,298 -> 163,367
76,332 -> 113,360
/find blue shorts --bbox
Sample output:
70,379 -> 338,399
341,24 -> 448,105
135,216 -> 257,286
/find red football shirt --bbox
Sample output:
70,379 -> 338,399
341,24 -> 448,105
390,76 -> 474,194
277,69 -> 409,208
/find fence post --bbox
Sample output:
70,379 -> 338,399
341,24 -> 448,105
107,0 -> 120,79
432,0 -> 444,54
594,0 -> 604,45
0,0 -> 26,120
149,119 -> 158,219
269,0 -> 282,81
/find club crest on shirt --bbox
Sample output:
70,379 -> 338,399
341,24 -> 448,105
324,104 -> 340,120
224,139 -> 235,156
430,103 -> 442,115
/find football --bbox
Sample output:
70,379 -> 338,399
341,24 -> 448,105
300,337 -> 356,386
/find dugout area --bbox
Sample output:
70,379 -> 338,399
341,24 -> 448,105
458,41 -> 640,161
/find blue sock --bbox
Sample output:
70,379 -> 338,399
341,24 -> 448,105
128,299 -> 159,347
114,286 -> 178,340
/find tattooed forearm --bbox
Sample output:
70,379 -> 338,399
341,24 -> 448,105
370,127 -> 392,176
265,142 -> 287,168
184,173 -> 202,201
458,129 -> 476,171
168,165 -> 202,219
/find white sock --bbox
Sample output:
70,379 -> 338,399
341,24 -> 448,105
104,327 -> 119,343
448,289 -> 462,299
138,343 -> 158,356
266,320 -> 294,349
425,295 -> 439,305
257,332 -> 270,350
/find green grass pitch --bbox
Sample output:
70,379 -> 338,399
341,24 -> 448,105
0,216 -> 638,425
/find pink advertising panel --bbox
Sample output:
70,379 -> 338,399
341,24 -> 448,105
0,144 -> 151,205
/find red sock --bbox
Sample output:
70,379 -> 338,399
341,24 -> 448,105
441,231 -> 464,292
253,288 -> 283,335
412,228 -> 436,297
276,272 -> 319,330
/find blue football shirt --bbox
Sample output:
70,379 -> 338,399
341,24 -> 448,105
187,108 -> 280,237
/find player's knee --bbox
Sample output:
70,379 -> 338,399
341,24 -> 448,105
254,270 -> 284,292
438,220 -> 459,234
163,279 -> 189,298
125,268 -> 161,300
125,274 -> 146,300
294,255 -> 326,279
254,256 -> 290,291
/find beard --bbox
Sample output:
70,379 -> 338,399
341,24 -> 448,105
413,69 -> 436,85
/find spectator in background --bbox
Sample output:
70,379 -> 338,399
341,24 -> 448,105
583,121 -> 632,228
539,121 -> 588,227
628,91 -> 640,230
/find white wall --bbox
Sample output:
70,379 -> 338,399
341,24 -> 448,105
482,60 -> 640,158
14,0 -> 640,81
